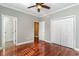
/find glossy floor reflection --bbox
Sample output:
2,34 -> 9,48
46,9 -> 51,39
0,40 -> 79,56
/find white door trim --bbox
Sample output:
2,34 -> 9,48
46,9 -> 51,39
50,15 -> 76,49
1,14 -> 17,49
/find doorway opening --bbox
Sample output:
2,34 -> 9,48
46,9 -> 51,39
2,15 -> 17,55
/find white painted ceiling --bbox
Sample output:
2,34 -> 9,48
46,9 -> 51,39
0,3 -> 77,17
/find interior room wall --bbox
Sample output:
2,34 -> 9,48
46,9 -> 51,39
39,21 -> 45,40
0,5 -> 36,47
41,4 -> 79,49
40,16 -> 51,42
0,15 -> 2,47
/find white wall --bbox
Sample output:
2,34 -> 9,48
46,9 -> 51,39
0,5 -> 35,47
0,15 -> 2,47
39,21 -> 45,40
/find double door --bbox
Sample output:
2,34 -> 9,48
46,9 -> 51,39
51,17 -> 75,48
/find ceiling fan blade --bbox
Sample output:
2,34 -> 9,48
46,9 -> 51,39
41,5 -> 50,9
36,3 -> 39,5
36,3 -> 44,5
37,8 -> 40,12
40,3 -> 44,5
28,5 -> 36,8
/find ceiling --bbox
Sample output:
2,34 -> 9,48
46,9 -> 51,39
0,3 -> 78,17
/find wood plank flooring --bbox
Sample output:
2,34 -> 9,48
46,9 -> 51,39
0,40 -> 79,56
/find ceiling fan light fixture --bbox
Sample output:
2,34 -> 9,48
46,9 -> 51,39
28,3 -> 51,12
36,5 -> 42,9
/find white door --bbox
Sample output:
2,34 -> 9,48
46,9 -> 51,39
51,20 -> 62,45
2,15 -> 17,55
51,16 -> 76,48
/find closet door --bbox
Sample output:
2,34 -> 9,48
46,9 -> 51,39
51,17 -> 75,48
51,20 -> 61,45
60,18 -> 74,48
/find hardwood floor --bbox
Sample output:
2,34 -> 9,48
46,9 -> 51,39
0,40 -> 79,56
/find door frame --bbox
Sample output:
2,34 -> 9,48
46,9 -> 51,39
1,14 -> 17,51
50,15 -> 76,49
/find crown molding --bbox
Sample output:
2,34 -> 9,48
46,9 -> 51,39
0,4 -> 79,18
41,4 -> 79,18
0,3 -> 38,17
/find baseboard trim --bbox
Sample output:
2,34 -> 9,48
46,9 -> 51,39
74,48 -> 79,51
43,40 -> 77,50
43,40 -> 51,43
16,40 -> 33,46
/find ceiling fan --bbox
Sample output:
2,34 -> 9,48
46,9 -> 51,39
27,3 -> 51,12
